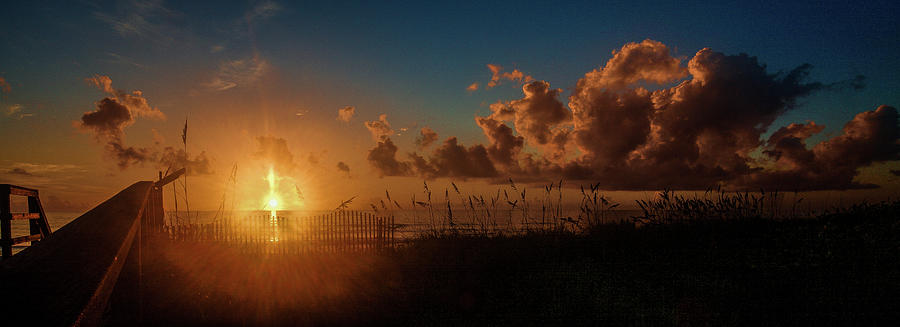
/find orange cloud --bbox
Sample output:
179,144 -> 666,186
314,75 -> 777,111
466,82 -> 479,91
337,106 -> 356,122
415,127 -> 438,149
485,64 -> 533,88
86,75 -> 165,120
364,114 -> 394,141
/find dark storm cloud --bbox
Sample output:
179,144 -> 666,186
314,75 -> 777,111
364,40 -> 899,190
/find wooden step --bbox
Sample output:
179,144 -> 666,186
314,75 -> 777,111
9,213 -> 41,220
7,234 -> 42,245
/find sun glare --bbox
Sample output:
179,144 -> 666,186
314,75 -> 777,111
265,166 -> 279,218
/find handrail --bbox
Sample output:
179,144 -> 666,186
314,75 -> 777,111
0,181 -> 154,326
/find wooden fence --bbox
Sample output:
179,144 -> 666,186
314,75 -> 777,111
164,211 -> 395,254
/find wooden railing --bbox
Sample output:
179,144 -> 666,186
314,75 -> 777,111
1,184 -> 52,258
0,181 -> 154,326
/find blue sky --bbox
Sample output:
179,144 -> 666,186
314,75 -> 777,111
1,0 -> 898,210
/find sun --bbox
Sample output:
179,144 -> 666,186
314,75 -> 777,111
268,198 -> 279,209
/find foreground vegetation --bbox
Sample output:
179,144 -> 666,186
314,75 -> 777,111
109,190 -> 900,326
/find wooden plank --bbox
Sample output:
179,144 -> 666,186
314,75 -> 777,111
1,184 -> 39,197
8,234 -> 42,245
10,213 -> 40,220
1,190 -> 10,258
154,168 -> 186,187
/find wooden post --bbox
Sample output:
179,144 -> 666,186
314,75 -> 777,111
1,186 -> 11,258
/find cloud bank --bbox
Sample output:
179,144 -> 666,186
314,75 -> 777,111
367,40 -> 900,190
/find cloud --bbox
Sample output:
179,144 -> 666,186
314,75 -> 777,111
0,76 -> 10,93
578,39 -> 686,90
79,98 -> 133,140
5,104 -> 32,119
363,40 -> 899,191
245,1 -> 282,22
367,136 -> 499,179
43,195 -> 89,211
253,136 -> 296,174
367,138 -> 412,177
107,141 -> 154,170
412,137 -> 498,179
206,57 -> 269,91
86,75 -> 165,120
158,147 -> 212,175
474,114 -> 524,169
78,76 -> 164,169
489,81 -> 572,160
415,127 -> 438,149
8,168 -> 32,176
364,114 -> 394,141
486,64 -> 533,88
307,152 -> 319,165
6,162 -> 83,175
739,105 -> 899,190
336,161 -> 350,174
466,82 -> 479,91
337,106 -> 356,122
94,0 -> 180,45
105,52 -> 145,68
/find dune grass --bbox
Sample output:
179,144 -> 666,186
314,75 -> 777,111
111,181 -> 900,325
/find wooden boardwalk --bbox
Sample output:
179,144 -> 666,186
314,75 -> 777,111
0,178 -> 398,325
0,181 -> 152,326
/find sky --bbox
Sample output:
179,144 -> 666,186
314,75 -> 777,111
1,0 -> 898,211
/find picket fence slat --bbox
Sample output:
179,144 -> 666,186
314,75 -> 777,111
163,210 -> 394,254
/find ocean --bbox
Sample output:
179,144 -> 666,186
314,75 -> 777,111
9,209 -> 642,255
